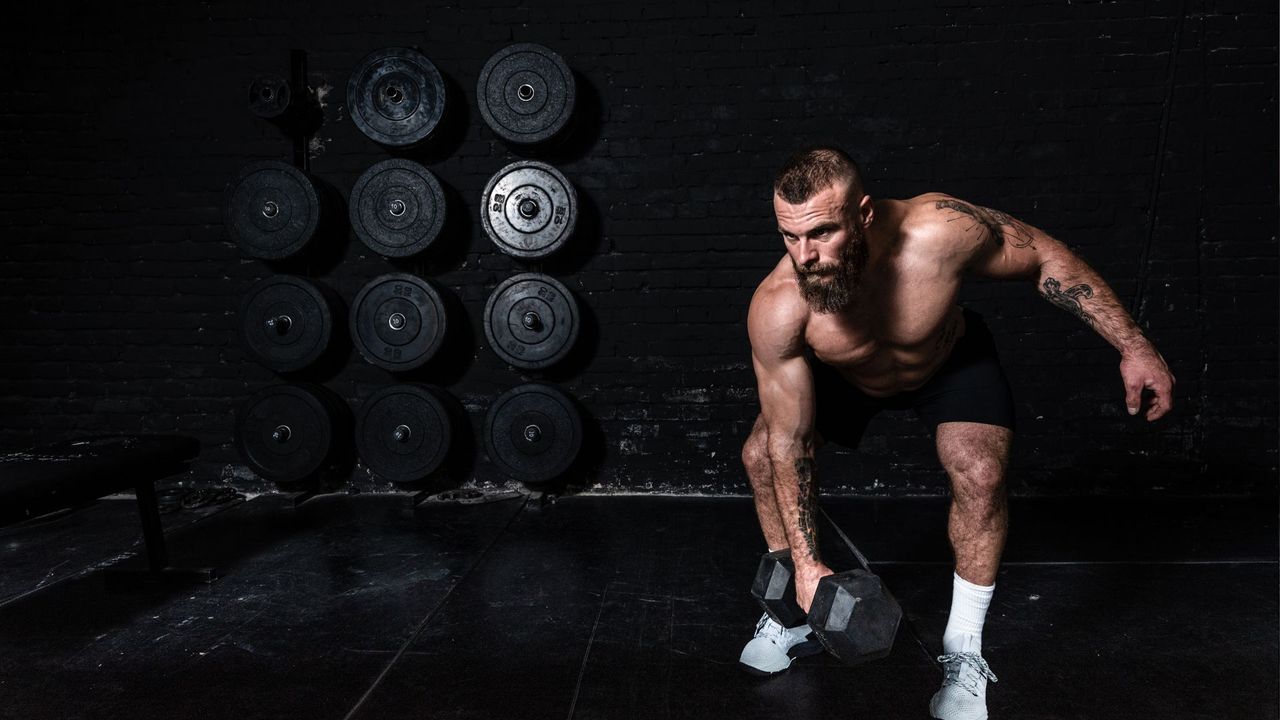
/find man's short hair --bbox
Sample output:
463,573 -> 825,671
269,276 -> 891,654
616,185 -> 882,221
773,146 -> 865,205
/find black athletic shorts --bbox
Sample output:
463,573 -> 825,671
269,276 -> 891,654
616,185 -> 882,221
809,309 -> 1016,448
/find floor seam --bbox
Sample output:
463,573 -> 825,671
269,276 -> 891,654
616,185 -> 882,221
340,496 -> 530,720
565,581 -> 613,720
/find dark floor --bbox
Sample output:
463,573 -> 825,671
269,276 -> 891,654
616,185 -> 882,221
0,492 -> 1276,720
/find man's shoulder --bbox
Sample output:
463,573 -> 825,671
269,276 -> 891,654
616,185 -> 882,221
894,192 -> 987,258
748,261 -> 809,353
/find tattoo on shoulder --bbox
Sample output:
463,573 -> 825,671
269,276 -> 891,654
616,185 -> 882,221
1041,277 -> 1097,329
935,199 -> 1037,250
794,458 -> 820,561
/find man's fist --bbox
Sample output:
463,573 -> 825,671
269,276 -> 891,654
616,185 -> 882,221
1119,344 -> 1176,421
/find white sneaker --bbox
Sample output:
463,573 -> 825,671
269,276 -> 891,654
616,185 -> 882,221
738,613 -> 823,675
929,651 -> 999,720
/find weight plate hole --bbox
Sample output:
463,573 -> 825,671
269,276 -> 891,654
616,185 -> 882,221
262,200 -> 280,218
394,424 -> 412,443
518,198 -> 540,219
267,315 -> 293,335
388,312 -> 407,331
385,85 -> 404,104
523,424 -> 542,443
517,83 -> 535,102
272,425 -> 292,443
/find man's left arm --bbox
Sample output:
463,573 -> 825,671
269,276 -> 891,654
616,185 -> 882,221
932,196 -> 1176,421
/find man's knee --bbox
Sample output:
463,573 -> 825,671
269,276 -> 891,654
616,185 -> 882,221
947,453 -> 1007,501
937,423 -> 1011,502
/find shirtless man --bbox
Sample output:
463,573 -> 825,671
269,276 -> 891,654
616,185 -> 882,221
738,147 -> 1175,720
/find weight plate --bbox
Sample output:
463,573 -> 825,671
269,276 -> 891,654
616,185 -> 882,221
248,75 -> 292,119
477,43 -> 576,145
347,47 -> 446,147
240,275 -> 336,372
224,161 -> 322,260
350,273 -> 447,371
483,273 -> 580,370
355,384 -> 453,483
350,159 -> 446,258
235,384 -> 336,483
484,383 -> 583,484
481,161 -> 577,258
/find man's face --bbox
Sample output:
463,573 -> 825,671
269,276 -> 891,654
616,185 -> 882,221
773,182 -> 868,313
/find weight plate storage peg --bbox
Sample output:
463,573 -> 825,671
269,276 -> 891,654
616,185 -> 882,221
347,47 -> 446,147
248,74 -> 292,119
235,383 -> 343,484
483,273 -> 580,370
476,43 -> 576,145
225,160 -> 323,260
481,160 -> 577,259
483,383 -> 583,485
239,275 -> 338,373
350,273 -> 448,372
349,159 -> 446,258
355,384 -> 454,483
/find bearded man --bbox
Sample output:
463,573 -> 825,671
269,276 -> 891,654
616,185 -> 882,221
738,147 -> 1175,720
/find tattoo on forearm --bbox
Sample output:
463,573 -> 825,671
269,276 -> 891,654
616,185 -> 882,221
794,458 -> 820,561
1041,277 -> 1097,329
935,199 -> 1037,249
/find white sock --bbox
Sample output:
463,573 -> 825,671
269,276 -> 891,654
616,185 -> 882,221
942,572 -> 994,655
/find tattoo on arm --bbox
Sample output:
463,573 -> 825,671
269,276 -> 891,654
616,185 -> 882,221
1041,277 -> 1097,329
935,199 -> 1037,249
794,458 -> 820,561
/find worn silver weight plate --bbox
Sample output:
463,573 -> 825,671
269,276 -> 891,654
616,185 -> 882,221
477,43 -> 575,145
483,273 -> 579,370
350,159 -> 446,258
481,161 -> 577,258
248,75 -> 292,119
483,383 -> 583,484
355,384 -> 453,483
239,275 -> 335,372
235,384 -> 336,484
350,273 -> 447,372
347,47 -> 446,147
225,161 -> 322,260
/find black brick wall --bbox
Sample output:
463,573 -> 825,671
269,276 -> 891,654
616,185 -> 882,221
1,0 -> 1275,496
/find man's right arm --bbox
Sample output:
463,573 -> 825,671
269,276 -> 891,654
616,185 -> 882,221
747,286 -> 833,611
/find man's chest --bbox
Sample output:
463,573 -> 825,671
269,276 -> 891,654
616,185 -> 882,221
804,262 -> 963,365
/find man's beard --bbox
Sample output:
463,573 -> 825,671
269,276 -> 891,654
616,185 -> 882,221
793,234 -> 868,314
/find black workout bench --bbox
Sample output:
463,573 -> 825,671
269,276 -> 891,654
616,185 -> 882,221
0,434 -> 216,585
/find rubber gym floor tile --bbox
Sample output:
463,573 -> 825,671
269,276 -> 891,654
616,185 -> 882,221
347,496 -> 941,720
0,497 -> 231,607
0,494 -> 525,720
877,562 -> 1279,720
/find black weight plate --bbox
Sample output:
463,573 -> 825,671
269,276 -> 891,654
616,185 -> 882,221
477,43 -> 575,145
350,159 -> 446,258
483,273 -> 580,370
240,275 -> 335,372
236,384 -> 335,483
225,161 -> 322,260
350,273 -> 447,371
481,161 -> 577,259
347,47 -> 446,147
355,384 -> 453,483
484,383 -> 582,484
248,75 -> 291,119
